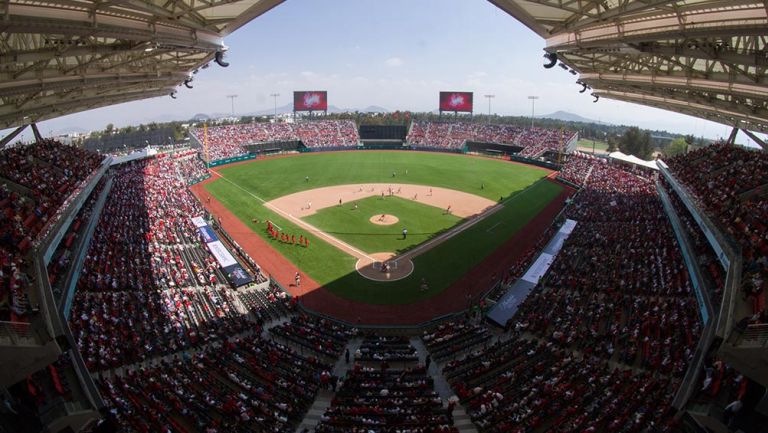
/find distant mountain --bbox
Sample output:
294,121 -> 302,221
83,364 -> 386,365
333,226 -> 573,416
538,111 -> 607,124
249,103 -> 294,116
361,105 -> 389,113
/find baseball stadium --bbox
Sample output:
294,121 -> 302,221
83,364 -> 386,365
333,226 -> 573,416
0,2 -> 767,433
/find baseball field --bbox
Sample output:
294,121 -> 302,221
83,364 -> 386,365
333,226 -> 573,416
199,151 -> 564,305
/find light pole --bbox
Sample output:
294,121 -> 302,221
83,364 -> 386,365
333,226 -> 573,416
484,94 -> 495,124
527,96 -> 539,129
226,94 -> 238,117
270,93 -> 280,121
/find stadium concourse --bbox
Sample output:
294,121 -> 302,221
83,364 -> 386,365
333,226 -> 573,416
1,128 -> 767,433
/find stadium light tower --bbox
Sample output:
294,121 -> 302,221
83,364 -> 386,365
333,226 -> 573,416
270,93 -> 280,121
484,94 -> 495,124
527,95 -> 539,129
226,94 -> 238,117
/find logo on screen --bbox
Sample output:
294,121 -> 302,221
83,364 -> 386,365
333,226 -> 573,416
303,93 -> 322,108
448,94 -> 466,108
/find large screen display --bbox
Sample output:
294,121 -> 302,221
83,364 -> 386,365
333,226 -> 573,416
439,91 -> 473,112
294,91 -> 328,111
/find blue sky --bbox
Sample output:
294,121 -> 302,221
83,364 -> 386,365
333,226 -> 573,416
11,0 -> 752,141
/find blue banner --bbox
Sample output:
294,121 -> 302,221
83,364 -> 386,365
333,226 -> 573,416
223,264 -> 254,288
198,226 -> 218,244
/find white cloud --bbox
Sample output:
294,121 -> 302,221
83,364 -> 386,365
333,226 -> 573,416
385,57 -> 403,67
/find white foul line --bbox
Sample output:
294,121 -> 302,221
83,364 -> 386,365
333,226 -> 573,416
210,170 -> 376,262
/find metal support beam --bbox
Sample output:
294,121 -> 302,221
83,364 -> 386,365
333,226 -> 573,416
0,124 -> 28,148
546,6 -> 768,50
580,73 -> 768,101
30,123 -> 43,143
741,129 -> 768,150
0,88 -> 170,129
727,126 -> 740,145
595,90 -> 768,133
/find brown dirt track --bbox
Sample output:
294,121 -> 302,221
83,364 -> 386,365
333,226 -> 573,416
190,162 -> 574,325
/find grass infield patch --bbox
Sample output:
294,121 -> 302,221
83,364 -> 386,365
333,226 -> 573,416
303,195 -> 462,255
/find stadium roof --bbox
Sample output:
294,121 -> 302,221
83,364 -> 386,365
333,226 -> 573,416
492,0 -> 768,133
1,1 -> 766,134
0,0 -> 283,129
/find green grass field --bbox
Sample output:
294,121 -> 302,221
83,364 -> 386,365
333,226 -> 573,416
204,151 -> 562,304
303,195 -> 461,254
577,138 -> 609,152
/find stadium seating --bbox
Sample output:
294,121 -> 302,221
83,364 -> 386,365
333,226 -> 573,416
406,121 -> 574,154
68,154 -> 266,371
314,365 -> 457,433
0,140 -> 102,321
356,335 -> 418,362
666,143 -> 767,319
445,336 -> 681,433
172,149 -> 210,183
437,154 -> 702,432
97,334 -> 332,433
269,314 -> 358,359
9,140 -> 762,433
190,120 -> 360,161
422,319 -> 492,362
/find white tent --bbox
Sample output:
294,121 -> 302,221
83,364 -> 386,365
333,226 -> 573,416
608,151 -> 659,171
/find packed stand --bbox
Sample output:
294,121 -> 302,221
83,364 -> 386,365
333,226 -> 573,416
71,287 -> 249,371
421,319 -> 491,362
0,140 -> 102,321
171,149 -> 210,184
443,157 -> 702,431
190,120 -> 360,161
666,143 -> 767,320
269,314 -> 358,359
98,334 -> 332,433
69,155 -> 257,370
356,335 -> 418,363
407,121 -> 520,149
444,337 -> 681,433
406,121 -> 574,154
47,177 -> 107,300
520,159 -> 701,372
659,177 -> 726,308
516,128 -> 574,158
314,365 -> 458,433
294,120 -> 359,148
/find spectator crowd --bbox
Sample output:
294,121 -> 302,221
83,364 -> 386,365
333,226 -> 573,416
1,140 -> 103,321
190,120 -> 360,161
406,121 -> 575,156
666,143 -> 767,322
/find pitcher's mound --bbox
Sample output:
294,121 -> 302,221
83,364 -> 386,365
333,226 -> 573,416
356,252 -> 414,282
369,214 -> 399,226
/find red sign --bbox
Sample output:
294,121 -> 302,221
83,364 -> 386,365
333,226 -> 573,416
439,92 -> 473,112
294,91 -> 328,111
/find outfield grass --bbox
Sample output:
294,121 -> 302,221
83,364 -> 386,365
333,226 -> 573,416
204,151 -> 561,304
577,138 -> 609,152
303,195 -> 461,254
